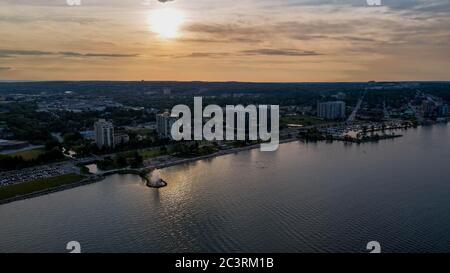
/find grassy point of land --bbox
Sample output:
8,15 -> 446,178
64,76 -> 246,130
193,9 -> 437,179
0,173 -> 85,201
8,148 -> 45,160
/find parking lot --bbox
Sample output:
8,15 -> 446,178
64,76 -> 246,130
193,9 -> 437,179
0,162 -> 77,186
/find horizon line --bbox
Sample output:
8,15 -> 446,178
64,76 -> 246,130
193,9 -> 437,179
1,80 -> 450,84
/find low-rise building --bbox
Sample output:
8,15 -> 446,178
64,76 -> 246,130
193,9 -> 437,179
114,133 -> 130,146
163,88 -> 172,95
438,104 -> 449,116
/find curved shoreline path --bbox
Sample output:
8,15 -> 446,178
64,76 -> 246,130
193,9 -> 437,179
0,139 -> 298,205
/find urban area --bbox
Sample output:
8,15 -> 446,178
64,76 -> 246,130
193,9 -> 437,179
0,81 -> 449,202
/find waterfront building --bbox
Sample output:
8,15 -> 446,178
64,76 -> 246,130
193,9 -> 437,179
317,101 -> 346,120
422,100 -> 435,117
94,119 -> 115,148
438,104 -> 449,116
156,112 -> 177,139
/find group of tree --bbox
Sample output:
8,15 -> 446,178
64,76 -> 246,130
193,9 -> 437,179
172,141 -> 219,157
0,145 -> 65,171
298,128 -> 327,141
96,152 -> 143,171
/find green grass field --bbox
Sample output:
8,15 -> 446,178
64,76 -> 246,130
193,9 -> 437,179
8,148 -> 45,160
0,173 -> 85,201
281,115 -> 325,127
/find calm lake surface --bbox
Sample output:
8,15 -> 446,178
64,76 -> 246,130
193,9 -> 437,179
1,124 -> 449,253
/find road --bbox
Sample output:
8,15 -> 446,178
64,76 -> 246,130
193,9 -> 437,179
383,101 -> 390,120
347,94 -> 365,123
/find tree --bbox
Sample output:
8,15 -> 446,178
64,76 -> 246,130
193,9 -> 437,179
115,154 -> 128,167
0,156 -> 26,171
129,152 -> 143,168
35,147 -> 64,163
159,146 -> 168,154
63,132 -> 83,145
45,139 -> 61,151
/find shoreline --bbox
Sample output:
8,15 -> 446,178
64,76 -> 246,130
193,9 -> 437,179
0,138 -> 299,205
0,175 -> 104,206
144,138 -> 298,170
0,125 -> 432,205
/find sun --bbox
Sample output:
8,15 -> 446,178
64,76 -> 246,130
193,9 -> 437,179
149,8 -> 184,39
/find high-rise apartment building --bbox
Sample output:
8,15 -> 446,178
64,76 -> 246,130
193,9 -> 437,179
156,112 -> 176,139
94,119 -> 114,148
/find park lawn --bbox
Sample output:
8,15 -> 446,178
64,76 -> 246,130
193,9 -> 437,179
116,148 -> 165,160
0,173 -> 85,201
281,115 -> 326,127
9,148 -> 45,160
139,148 -> 166,159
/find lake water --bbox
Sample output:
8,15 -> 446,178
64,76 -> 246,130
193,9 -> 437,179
0,124 -> 449,253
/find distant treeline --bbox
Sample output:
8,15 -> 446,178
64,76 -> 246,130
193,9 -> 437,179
2,81 -> 449,97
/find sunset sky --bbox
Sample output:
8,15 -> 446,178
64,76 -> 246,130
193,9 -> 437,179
0,0 -> 450,82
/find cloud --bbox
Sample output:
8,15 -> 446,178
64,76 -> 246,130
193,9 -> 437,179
0,49 -> 52,56
0,49 -> 138,58
241,49 -> 322,56
264,0 -> 450,13
59,51 -> 139,58
1,0 -> 449,81
178,37 -> 263,44
0,15 -> 99,24
382,0 -> 450,13
185,23 -> 262,36
1,0 -> 175,6
180,52 -> 230,58
165,52 -> 231,58
170,49 -> 321,59
183,23 -> 272,45
2,0 -> 449,14
184,15 -> 448,49
184,20 -> 383,45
